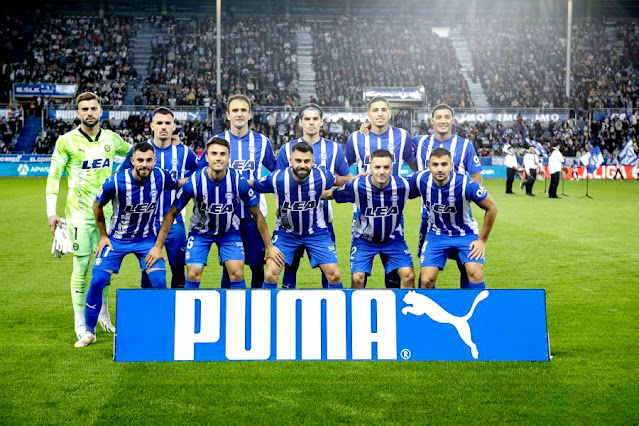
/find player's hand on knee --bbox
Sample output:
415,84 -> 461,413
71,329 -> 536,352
48,215 -> 62,235
96,236 -> 113,258
145,246 -> 164,268
266,246 -> 285,267
468,239 -> 486,260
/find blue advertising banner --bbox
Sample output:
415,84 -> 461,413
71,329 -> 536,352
114,289 -> 550,362
13,84 -> 77,98
479,165 -> 507,179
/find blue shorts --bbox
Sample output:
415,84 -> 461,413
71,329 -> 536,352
292,223 -> 335,262
185,229 -> 245,266
351,236 -> 413,275
93,236 -> 166,273
239,219 -> 265,267
274,229 -> 338,268
418,216 -> 465,265
419,233 -> 486,269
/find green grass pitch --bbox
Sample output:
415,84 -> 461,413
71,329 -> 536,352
0,177 -> 637,424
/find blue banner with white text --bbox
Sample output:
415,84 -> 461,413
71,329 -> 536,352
114,289 -> 550,362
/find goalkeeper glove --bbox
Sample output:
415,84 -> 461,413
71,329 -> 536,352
51,219 -> 73,259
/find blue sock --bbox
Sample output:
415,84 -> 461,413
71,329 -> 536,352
262,281 -> 277,289
170,264 -> 185,289
230,279 -> 246,289
85,269 -> 111,334
147,270 -> 167,289
460,279 -> 471,289
466,281 -> 486,289
140,271 -> 152,289
185,279 -> 200,289
321,271 -> 329,289
249,265 -> 264,289
328,282 -> 343,289
220,267 -> 231,289
282,265 -> 297,289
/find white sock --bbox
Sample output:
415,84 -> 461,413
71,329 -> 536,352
74,311 -> 85,328
99,299 -> 110,318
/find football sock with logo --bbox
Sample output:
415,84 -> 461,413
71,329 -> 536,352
230,279 -> 246,289
250,265 -> 264,289
85,270 -> 111,334
70,255 -> 90,312
220,267 -> 231,289
282,259 -> 300,288
147,270 -> 167,289
465,281 -> 486,289
328,282 -> 343,289
185,279 -> 200,289
262,282 -> 277,289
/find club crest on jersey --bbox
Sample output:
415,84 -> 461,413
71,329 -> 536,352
151,190 -> 158,197
200,202 -> 234,214
104,145 -> 111,152
282,200 -> 316,211
171,158 -> 178,166
363,206 -> 399,217
225,193 -> 234,199
81,158 -> 111,170
231,160 -> 256,170
391,195 -> 399,202
447,196 -> 456,204
248,147 -> 256,153
308,190 -> 316,197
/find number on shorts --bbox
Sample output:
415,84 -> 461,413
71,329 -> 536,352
350,246 -> 357,258
186,236 -> 194,249
272,235 -> 278,244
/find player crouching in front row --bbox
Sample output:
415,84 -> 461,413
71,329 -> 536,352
146,137 -> 284,291
409,148 -> 497,289
75,142 -> 187,347
323,149 -> 415,289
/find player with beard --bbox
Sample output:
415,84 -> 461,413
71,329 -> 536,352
46,92 -> 132,341
254,142 -> 343,289
75,142 -> 183,347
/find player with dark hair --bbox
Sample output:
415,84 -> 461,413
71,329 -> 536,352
75,142 -> 183,347
275,103 -> 351,288
119,107 -> 198,289
325,149 -> 414,288
46,91 -> 132,340
198,94 -> 277,289
348,96 -> 416,288
412,104 -> 484,288
146,137 -> 283,290
254,142 -> 343,289
409,148 -> 497,289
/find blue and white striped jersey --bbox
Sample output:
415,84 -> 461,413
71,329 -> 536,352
198,130 -> 276,218
333,175 -> 410,243
345,126 -> 414,175
254,167 -> 335,236
96,167 -> 179,240
412,134 -> 482,175
120,140 -> 198,226
409,171 -> 488,237
173,168 -> 258,237
276,137 -> 350,224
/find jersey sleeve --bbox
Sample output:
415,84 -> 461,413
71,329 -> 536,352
407,173 -> 421,199
197,153 -> 208,169
334,144 -> 350,176
275,144 -> 289,170
161,168 -> 180,191
96,175 -> 116,206
45,135 -> 70,195
172,177 -> 195,212
238,175 -> 259,209
402,130 -> 416,163
345,133 -> 357,166
465,178 -> 488,204
263,138 -> 277,172
114,133 -> 133,157
464,141 -> 483,175
332,179 -> 356,204
118,147 -> 135,170
184,148 -> 199,177
320,167 -> 335,189
254,172 -> 275,194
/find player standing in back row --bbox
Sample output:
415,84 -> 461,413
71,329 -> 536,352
46,92 -> 132,340
198,94 -> 277,288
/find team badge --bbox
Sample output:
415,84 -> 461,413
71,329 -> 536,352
320,153 -> 327,161
226,193 -> 234,199
248,147 -> 256,153
151,190 -> 158,197
447,196 -> 456,204
95,258 -> 102,266
185,252 -> 191,260
104,145 -> 111,152
171,158 -> 178,166
391,195 -> 399,202
308,190 -> 316,197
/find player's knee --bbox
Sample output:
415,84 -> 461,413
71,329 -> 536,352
467,268 -> 484,283
420,275 -> 436,288
326,268 -> 341,285
400,269 -> 415,288
186,267 -> 203,281
227,268 -> 244,282
351,273 -> 366,288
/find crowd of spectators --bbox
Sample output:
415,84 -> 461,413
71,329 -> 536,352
311,16 -> 473,108
6,15 -> 138,107
140,16 -> 299,108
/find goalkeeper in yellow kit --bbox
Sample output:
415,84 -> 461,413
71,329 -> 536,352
46,92 -> 132,340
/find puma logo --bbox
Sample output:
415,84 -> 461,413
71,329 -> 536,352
402,290 -> 489,359
86,303 -> 97,310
